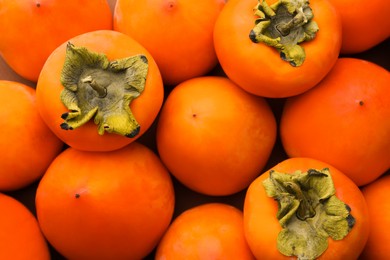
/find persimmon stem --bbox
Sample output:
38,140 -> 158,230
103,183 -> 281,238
81,76 -> 107,98
249,0 -> 319,66
284,181 -> 316,220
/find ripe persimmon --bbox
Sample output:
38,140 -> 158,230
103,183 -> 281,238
360,174 -> 390,259
0,0 -> 113,82
327,0 -> 390,54
113,0 -> 225,86
156,76 -> 277,196
244,157 -> 369,259
213,0 -> 342,98
36,30 -> 164,152
0,80 -> 63,191
155,203 -> 255,260
280,58 -> 390,186
0,192 -> 50,260
35,142 -> 175,260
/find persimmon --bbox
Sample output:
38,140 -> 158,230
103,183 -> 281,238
35,142 -> 175,260
213,0 -> 342,98
0,80 -> 63,191
327,0 -> 390,54
113,0 -> 225,86
156,76 -> 277,196
36,30 -> 164,152
360,174 -> 390,259
155,203 -> 255,259
243,157 -> 369,259
280,58 -> 390,186
0,192 -> 50,260
0,0 -> 113,82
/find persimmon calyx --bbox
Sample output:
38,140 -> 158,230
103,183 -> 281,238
249,0 -> 319,66
59,42 -> 148,137
263,168 -> 355,260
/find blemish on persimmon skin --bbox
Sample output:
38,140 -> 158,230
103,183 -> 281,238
36,1 -> 41,7
359,100 -> 364,106
75,193 -> 80,199
164,0 -> 177,12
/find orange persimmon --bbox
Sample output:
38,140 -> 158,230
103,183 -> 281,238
0,80 -> 63,191
360,174 -> 390,259
0,192 -> 50,260
213,0 -> 342,98
280,58 -> 390,186
244,157 -> 369,259
113,0 -> 225,86
35,142 -> 175,260
155,203 -> 255,259
0,0 -> 113,82
327,0 -> 390,54
36,30 -> 164,152
156,76 -> 277,196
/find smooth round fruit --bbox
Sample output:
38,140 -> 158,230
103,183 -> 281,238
0,192 -> 50,260
213,0 -> 342,98
0,0 -> 112,82
155,203 -> 255,259
360,174 -> 390,259
35,142 -> 175,260
0,80 -> 63,191
327,0 -> 390,54
280,58 -> 390,186
114,0 -> 225,86
244,157 -> 369,259
156,76 -> 277,196
36,30 -> 164,152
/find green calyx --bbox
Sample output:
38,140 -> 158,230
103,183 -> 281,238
60,42 -> 148,138
263,168 -> 355,260
249,0 -> 319,66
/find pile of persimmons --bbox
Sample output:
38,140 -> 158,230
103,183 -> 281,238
0,0 -> 389,259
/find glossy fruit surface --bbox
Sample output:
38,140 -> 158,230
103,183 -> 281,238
280,58 -> 390,186
155,203 -> 255,259
360,175 -> 390,259
156,76 -> 277,195
327,0 -> 390,54
0,0 -> 113,82
0,192 -> 50,260
0,80 -> 63,191
35,142 -> 175,260
114,0 -> 225,86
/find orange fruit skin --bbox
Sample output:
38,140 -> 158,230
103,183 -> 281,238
280,58 -> 390,186
35,142 -> 175,260
244,157 -> 369,260
360,175 -> 390,259
0,192 -> 50,260
0,80 -> 63,191
113,0 -> 226,86
213,0 -> 342,98
327,0 -> 390,54
155,203 -> 255,260
36,30 -> 164,152
0,0 -> 113,82
156,76 -> 277,196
